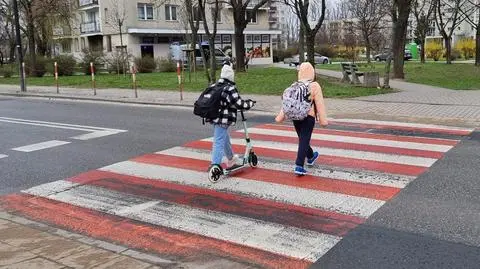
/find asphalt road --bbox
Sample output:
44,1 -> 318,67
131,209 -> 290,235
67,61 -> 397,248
0,96 -> 272,194
1,96 -> 479,268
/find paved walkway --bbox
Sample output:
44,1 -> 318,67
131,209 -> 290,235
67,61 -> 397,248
0,210 -> 165,268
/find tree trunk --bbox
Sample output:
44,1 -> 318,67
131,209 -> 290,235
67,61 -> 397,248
444,36 -> 452,64
475,26 -> 480,66
420,38 -> 426,64
234,25 -> 246,72
299,24 -> 305,63
383,56 -> 392,88
119,27 -> 127,76
306,33 -> 316,67
366,44 -> 371,64
209,37 -> 216,84
392,3 -> 411,79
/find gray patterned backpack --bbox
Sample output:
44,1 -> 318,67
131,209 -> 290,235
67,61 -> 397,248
282,80 -> 312,121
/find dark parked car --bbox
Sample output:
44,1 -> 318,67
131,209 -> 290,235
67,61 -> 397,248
374,50 -> 412,61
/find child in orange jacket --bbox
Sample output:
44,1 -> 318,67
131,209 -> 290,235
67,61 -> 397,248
275,62 -> 328,175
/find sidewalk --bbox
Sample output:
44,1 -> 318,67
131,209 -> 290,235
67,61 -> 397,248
0,210 -> 165,268
0,71 -> 479,128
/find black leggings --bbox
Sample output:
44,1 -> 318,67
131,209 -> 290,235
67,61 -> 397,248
293,115 -> 315,167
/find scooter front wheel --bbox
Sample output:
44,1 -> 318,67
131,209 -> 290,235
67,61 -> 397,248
248,152 -> 258,168
208,165 -> 223,183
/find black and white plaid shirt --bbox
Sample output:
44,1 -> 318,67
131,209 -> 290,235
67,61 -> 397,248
208,79 -> 254,126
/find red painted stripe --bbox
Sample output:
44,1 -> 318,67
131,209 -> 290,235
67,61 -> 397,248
231,132 -> 444,159
132,154 -> 401,201
327,121 -> 472,136
260,124 -> 459,146
184,140 -> 427,176
67,170 -> 364,236
0,194 -> 311,269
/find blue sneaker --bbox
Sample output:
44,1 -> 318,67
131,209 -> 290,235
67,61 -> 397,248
294,166 -> 307,176
307,152 -> 319,167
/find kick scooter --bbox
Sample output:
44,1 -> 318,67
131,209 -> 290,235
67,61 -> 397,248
208,109 -> 258,183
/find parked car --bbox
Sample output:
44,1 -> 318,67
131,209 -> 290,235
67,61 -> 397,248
289,52 -> 330,66
170,42 -> 228,67
374,49 -> 412,61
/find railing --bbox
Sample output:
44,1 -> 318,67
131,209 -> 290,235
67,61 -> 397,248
80,21 -> 101,34
79,0 -> 98,7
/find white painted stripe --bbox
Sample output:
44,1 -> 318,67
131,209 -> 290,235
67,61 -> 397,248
70,130 -> 126,141
158,147 -> 415,188
12,140 -> 71,153
100,161 -> 385,217
331,118 -> 474,132
22,180 -> 79,197
0,117 -> 127,132
0,118 -> 95,132
0,154 -> 8,159
35,183 -> 341,261
247,128 -> 453,152
202,138 -> 438,167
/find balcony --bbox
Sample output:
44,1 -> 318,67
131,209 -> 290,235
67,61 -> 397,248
79,0 -> 98,6
80,21 -> 101,34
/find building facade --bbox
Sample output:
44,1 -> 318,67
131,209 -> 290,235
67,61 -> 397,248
54,0 -> 281,65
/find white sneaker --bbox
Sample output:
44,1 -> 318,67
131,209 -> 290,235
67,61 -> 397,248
225,154 -> 240,169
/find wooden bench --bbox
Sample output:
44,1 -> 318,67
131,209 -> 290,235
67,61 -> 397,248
341,63 -> 364,84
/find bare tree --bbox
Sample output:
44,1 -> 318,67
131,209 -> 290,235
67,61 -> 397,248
198,0 -> 221,83
391,0 -> 413,79
413,0 -> 436,63
105,0 -> 128,75
0,0 -> 15,63
284,0 -> 327,67
228,0 -> 269,72
458,0 -> 480,65
346,0 -> 389,63
434,0 -> 469,64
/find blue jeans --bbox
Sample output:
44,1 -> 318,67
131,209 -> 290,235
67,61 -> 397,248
211,125 -> 234,165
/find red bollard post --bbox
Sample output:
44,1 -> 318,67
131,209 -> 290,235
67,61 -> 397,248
54,61 -> 59,94
177,61 -> 183,101
132,66 -> 138,98
90,62 -> 96,96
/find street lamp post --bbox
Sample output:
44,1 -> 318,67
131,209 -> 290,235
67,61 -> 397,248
12,0 -> 26,92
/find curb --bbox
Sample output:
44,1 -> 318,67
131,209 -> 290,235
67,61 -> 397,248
0,92 -> 274,114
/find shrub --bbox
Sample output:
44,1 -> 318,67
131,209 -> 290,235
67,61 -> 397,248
105,51 -> 131,74
315,45 -> 336,58
425,41 -> 443,61
80,49 -> 104,75
1,66 -> 14,78
134,56 -> 156,73
24,57 -> 49,77
455,38 -> 475,59
53,55 -> 76,76
157,57 -> 176,72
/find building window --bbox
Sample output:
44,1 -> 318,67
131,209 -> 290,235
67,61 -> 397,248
106,35 -> 112,52
246,10 -> 257,23
165,5 -> 177,21
245,34 -> 271,58
138,3 -> 154,20
81,38 -> 86,50
211,7 -> 222,23
74,39 -> 80,52
193,6 -> 202,22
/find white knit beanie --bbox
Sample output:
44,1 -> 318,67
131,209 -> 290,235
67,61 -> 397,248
220,62 -> 235,82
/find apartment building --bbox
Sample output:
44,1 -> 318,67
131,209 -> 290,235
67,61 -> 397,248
407,0 -> 479,45
54,0 -> 281,65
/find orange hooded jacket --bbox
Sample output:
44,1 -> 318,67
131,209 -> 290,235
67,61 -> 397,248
275,62 -> 328,126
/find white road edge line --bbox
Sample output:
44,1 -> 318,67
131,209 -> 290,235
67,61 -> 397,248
0,154 -> 8,159
12,140 -> 71,153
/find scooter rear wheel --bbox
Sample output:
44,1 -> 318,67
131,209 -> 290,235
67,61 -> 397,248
248,152 -> 258,168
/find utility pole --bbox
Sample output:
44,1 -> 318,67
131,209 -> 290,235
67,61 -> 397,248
12,0 -> 26,92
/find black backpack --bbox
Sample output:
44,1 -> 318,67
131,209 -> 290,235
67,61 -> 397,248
193,81 -> 229,122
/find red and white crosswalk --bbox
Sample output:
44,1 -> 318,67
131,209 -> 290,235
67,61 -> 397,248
0,119 -> 474,268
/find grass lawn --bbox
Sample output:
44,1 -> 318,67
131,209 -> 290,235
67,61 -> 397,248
0,67 -> 392,98
317,61 -> 480,90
